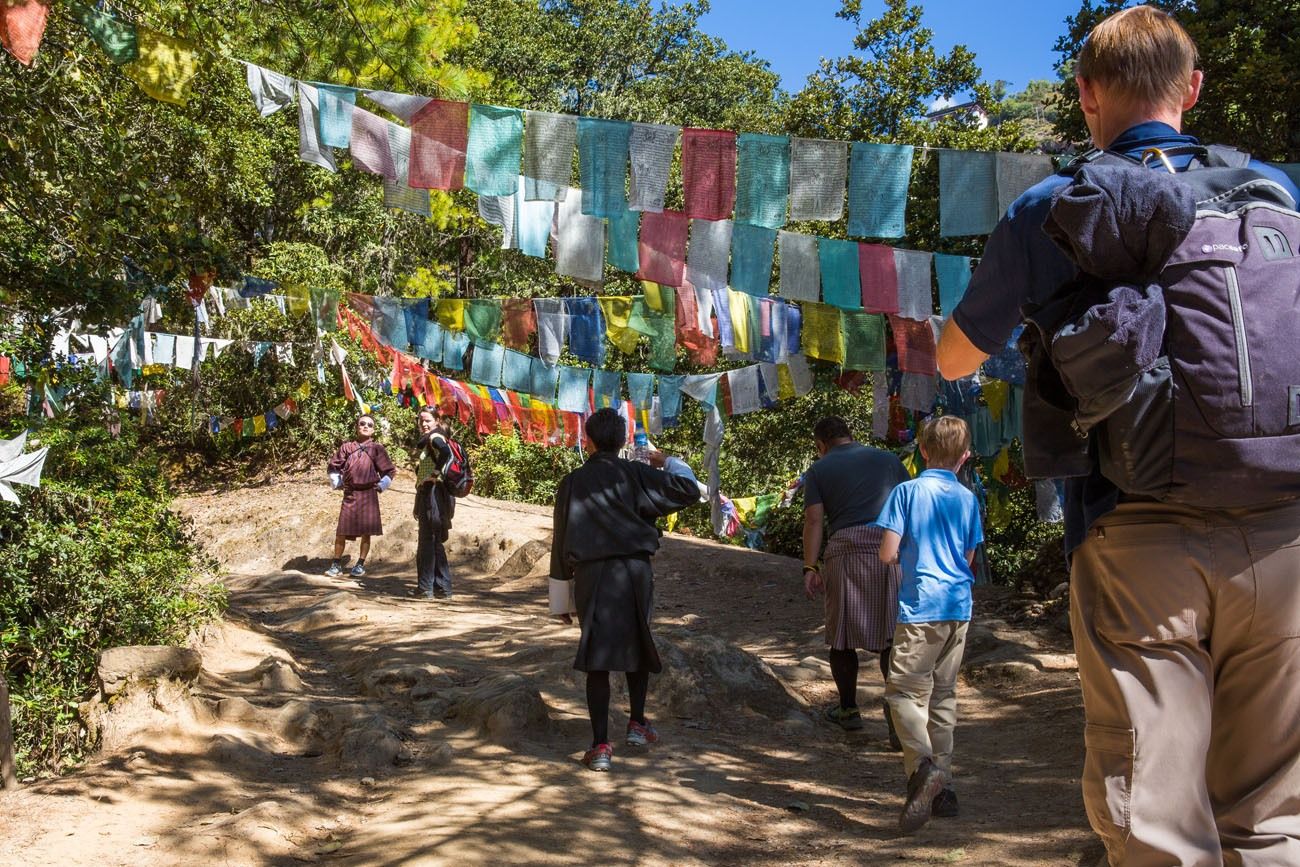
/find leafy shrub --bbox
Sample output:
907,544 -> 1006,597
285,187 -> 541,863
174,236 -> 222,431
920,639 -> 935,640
0,406 -> 224,777
467,433 -> 582,505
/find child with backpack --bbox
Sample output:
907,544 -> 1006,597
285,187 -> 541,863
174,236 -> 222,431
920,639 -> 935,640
411,408 -> 473,599
872,416 -> 983,833
325,414 -> 397,578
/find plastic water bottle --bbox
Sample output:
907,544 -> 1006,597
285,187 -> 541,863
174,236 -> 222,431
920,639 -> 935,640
633,428 -> 650,463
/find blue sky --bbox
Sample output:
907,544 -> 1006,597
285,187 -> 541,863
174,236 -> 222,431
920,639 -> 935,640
700,0 -> 1083,99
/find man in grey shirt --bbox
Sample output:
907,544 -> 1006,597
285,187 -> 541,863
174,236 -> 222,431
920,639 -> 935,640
803,417 -> 910,745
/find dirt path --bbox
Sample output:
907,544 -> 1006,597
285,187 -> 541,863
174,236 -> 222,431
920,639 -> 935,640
1,474 -> 1099,866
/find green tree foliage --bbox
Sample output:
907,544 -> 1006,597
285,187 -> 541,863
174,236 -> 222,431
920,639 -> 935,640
1171,0 -> 1300,161
787,0 -> 992,142
992,79 -> 1064,145
457,0 -> 786,130
0,0 -> 485,327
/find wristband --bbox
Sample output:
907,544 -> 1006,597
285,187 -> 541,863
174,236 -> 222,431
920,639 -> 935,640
803,564 -> 819,574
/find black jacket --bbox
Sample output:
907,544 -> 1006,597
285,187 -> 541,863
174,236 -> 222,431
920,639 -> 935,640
550,452 -> 700,580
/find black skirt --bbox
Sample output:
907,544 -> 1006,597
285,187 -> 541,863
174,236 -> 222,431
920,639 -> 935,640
572,556 -> 661,674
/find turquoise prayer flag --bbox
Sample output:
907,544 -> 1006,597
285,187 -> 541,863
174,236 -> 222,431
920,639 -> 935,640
935,254 -> 972,315
466,104 -> 524,197
730,223 -> 777,296
607,208 -> 641,273
818,238 -> 862,309
315,84 -> 358,149
578,117 -> 632,218
735,133 -> 789,229
848,142 -> 913,239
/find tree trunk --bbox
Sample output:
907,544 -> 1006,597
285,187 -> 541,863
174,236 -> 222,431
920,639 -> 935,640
0,673 -> 16,792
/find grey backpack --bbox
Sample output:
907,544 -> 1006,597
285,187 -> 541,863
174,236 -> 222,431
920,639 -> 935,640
1024,146 -> 1300,508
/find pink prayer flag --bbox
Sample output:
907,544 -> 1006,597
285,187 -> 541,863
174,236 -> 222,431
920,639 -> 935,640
636,209 -> 689,287
1,0 -> 49,65
889,315 -> 937,374
859,243 -> 900,314
682,128 -> 737,220
350,107 -> 398,179
409,99 -> 468,190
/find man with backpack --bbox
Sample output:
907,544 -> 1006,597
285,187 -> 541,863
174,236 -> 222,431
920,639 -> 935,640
411,408 -> 473,600
936,7 -> 1300,864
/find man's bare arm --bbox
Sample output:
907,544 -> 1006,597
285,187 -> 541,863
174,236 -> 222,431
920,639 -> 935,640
937,319 -> 990,381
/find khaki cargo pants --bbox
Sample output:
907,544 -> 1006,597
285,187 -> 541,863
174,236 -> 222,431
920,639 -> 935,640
1071,500 -> 1300,866
885,620 -> 968,779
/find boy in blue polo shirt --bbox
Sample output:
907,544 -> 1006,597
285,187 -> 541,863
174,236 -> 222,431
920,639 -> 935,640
874,416 -> 982,833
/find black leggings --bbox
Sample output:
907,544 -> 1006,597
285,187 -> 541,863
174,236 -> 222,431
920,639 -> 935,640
586,670 -> 649,747
828,645 -> 892,709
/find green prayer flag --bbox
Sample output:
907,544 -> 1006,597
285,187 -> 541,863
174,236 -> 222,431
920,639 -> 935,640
842,311 -> 887,371
463,299 -> 502,342
311,286 -> 339,333
72,2 -> 138,64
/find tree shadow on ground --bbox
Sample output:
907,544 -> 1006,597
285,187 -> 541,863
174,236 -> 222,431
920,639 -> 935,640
6,492 -> 1101,866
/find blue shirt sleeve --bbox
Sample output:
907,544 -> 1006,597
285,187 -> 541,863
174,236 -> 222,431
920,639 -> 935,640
952,175 -> 1076,356
964,496 -> 984,552
1254,160 -> 1300,205
872,484 -> 907,535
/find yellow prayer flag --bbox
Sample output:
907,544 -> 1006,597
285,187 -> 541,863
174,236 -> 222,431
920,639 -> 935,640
664,511 -> 679,533
983,380 -> 1010,421
435,298 -> 465,331
732,496 -> 757,527
123,28 -> 199,106
800,302 -> 846,365
285,283 -> 311,318
902,447 -> 924,478
728,290 -> 751,355
252,414 -> 267,436
642,282 -> 670,312
992,446 -> 1011,481
598,296 -> 641,354
776,363 -> 796,400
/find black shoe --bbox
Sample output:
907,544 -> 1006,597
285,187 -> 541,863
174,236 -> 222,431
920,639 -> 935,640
884,704 -> 902,751
899,757 -> 947,833
931,786 -> 958,818
433,589 -> 452,599
408,588 -> 435,599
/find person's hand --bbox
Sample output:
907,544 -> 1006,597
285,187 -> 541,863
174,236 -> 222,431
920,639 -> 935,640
646,449 -> 668,469
803,568 -> 823,600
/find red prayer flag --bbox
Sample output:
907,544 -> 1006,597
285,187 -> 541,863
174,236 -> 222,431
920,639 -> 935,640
674,287 -> 720,366
636,210 -> 688,287
186,270 -> 214,305
500,298 -> 537,351
859,243 -> 900,313
562,412 -> 582,448
1,0 -> 49,66
889,315 -> 937,374
409,99 -> 468,190
681,128 -> 737,220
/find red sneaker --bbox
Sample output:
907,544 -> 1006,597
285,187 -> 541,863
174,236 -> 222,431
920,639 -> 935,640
582,742 -> 613,771
626,720 -> 659,747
